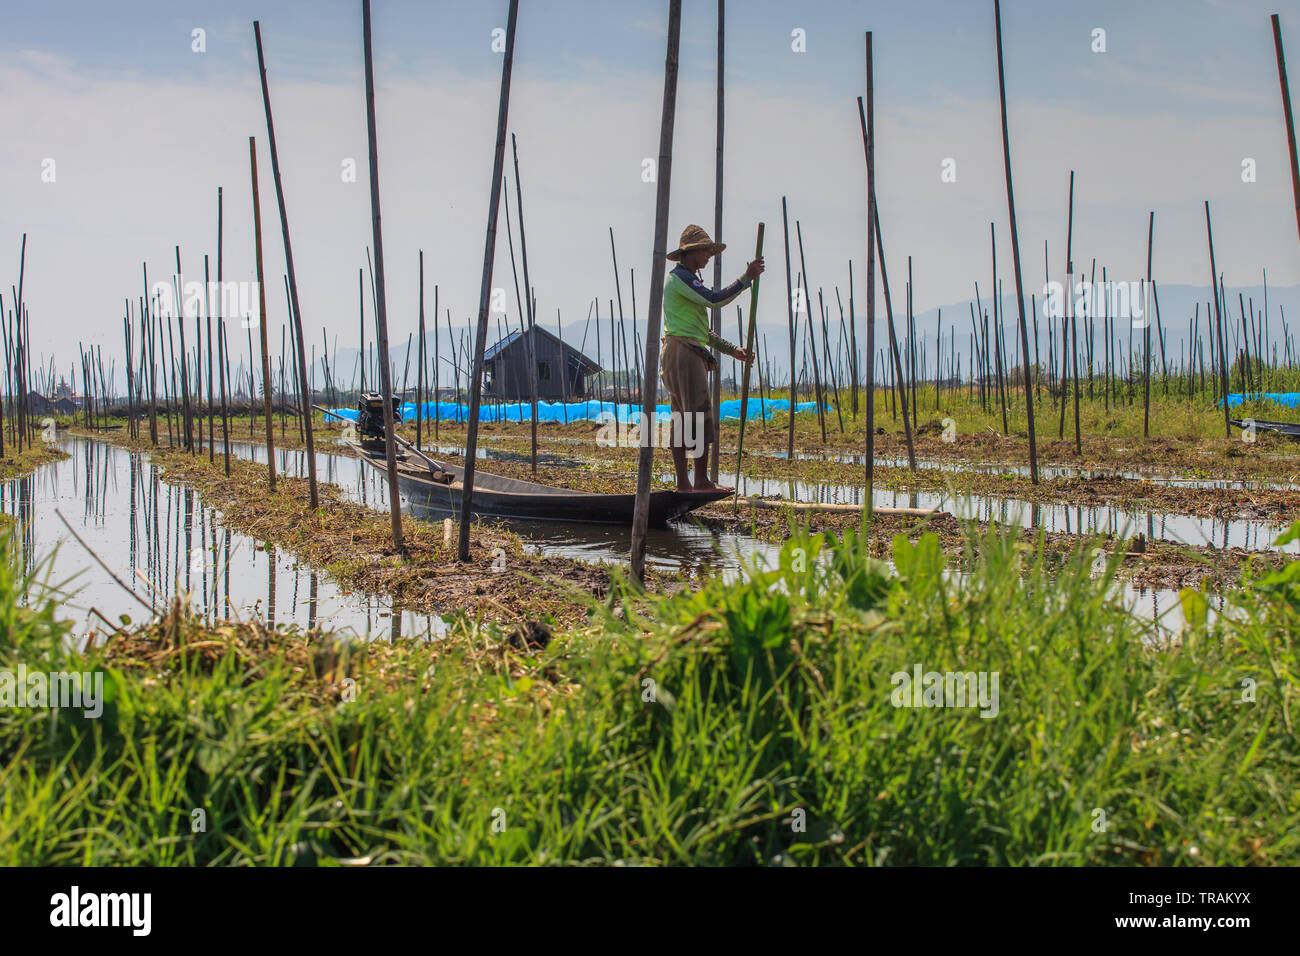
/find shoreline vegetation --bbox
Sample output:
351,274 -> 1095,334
3,519 -> 1296,864
0,441 -> 69,482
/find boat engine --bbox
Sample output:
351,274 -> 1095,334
356,392 -> 401,442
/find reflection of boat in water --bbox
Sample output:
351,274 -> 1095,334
350,440 -> 730,528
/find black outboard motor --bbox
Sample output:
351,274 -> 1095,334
356,392 -> 401,443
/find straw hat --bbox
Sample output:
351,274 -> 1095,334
666,224 -> 725,261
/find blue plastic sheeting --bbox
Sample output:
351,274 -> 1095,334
1220,393 -> 1300,409
324,398 -> 823,425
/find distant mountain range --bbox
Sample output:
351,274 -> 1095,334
299,281 -> 1300,391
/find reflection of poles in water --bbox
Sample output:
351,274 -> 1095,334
308,571 -> 318,634
219,317 -> 232,476
223,525 -> 231,618
129,454 -> 138,584
184,485 -> 193,596
149,469 -> 160,609
198,498 -> 208,621
19,474 -> 34,579
208,509 -> 220,620
267,542 -> 276,630
163,483 -> 173,597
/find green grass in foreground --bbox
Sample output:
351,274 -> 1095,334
1,519 -> 1297,865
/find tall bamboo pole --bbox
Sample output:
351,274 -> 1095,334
795,222 -> 826,442
13,236 -> 25,451
1273,15 -> 1300,259
1058,172 -> 1074,439
1143,211 -> 1154,437
512,135 -> 539,474
872,203 -> 917,472
248,136 -> 277,489
417,250 -> 425,450
990,226 -> 1009,434
357,0 -> 403,546
733,223 -> 764,510
630,0 -> 682,584
215,192 -> 229,472
709,0 -> 725,482
217,319 -> 231,460
459,0 -> 519,562
173,248 -> 193,452
781,196 -> 797,461
144,264 -> 158,445
1205,201 -> 1231,438
205,254 -> 215,462
860,42 -> 876,512
993,0 -> 1038,482
253,18 -> 318,508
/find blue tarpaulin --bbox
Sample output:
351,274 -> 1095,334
324,398 -> 824,425
1220,393 -> 1300,409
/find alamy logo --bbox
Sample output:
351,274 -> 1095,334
595,410 -> 705,458
890,664 -> 1000,718
1041,279 -> 1146,324
151,279 -> 259,324
49,886 -> 151,936
0,666 -> 103,718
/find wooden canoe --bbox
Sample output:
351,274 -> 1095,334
350,441 -> 731,527
1230,418 -> 1300,438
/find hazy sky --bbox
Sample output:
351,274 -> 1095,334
4,0 -> 1300,385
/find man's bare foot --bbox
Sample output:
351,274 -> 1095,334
691,479 -> 732,493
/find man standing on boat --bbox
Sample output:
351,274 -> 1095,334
661,224 -> 764,492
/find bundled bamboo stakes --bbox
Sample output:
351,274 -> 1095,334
732,222 -> 764,511
253,18 -> 318,509
459,0 -> 519,562
630,0 -> 682,584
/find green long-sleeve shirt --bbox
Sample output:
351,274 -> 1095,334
662,265 -> 751,353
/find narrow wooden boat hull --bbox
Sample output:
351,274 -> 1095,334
1231,418 -> 1300,438
351,442 -> 729,527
